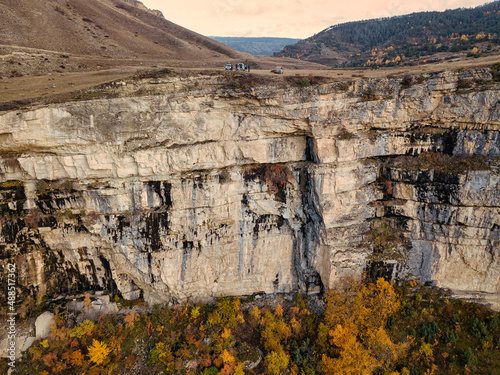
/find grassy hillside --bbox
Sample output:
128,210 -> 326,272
0,0 -> 242,73
275,1 -> 500,67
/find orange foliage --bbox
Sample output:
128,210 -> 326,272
221,327 -> 232,340
63,349 -> 84,367
275,304 -> 284,317
321,277 -> 406,374
321,337 -> 378,375
329,324 -> 352,348
43,352 -> 58,367
83,292 -> 92,310
124,312 -> 138,329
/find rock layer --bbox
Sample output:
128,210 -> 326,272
0,69 -> 499,309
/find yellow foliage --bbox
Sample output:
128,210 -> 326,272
329,324 -> 352,348
250,306 -> 261,322
221,327 -> 232,340
151,342 -> 173,365
325,277 -> 399,334
29,345 -> 43,361
234,362 -> 245,375
208,297 -> 244,328
265,349 -> 290,375
471,47 -> 479,54
321,337 -> 378,375
40,339 -> 49,348
87,339 -> 112,365
419,342 -> 433,358
190,306 -> 200,320
317,322 -> 329,347
290,317 -> 302,335
221,349 -> 235,364
365,327 -> 407,367
70,320 -> 94,338
262,325 -> 281,352
262,316 -> 292,351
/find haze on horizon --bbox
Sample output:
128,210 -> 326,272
141,0 -> 491,39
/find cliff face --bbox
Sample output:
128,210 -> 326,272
1,69 -> 499,309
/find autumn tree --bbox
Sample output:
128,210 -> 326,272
265,348 -> 290,375
260,310 -> 292,352
208,297 -> 244,329
321,277 -> 407,374
87,339 -> 111,365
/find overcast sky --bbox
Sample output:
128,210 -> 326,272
141,0 -> 490,39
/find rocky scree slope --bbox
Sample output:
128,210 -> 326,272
0,69 -> 499,309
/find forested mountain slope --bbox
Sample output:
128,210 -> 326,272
275,1 -> 500,66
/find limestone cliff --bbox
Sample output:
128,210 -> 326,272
0,69 -> 499,309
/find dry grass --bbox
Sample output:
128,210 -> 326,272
0,0 -> 498,109
0,68 -> 138,106
1,52 -> 498,109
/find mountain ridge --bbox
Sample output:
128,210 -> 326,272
275,1 -> 500,67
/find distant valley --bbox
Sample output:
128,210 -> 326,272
209,37 -> 301,56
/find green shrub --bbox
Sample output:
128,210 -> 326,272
491,63 -> 500,81
443,328 -> 457,345
336,128 -> 356,140
201,367 -> 219,375
488,314 -> 499,330
295,78 -> 311,88
362,86 -> 376,101
337,82 -> 350,91
460,347 -> 478,366
456,78 -> 472,89
401,76 -> 413,89
418,321 -> 439,342
471,317 -> 491,340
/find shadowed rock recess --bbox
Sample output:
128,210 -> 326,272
0,69 -> 499,309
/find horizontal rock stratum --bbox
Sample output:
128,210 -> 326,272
0,69 -> 499,309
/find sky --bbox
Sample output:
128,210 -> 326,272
141,0 -> 491,39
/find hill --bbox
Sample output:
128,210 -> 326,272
209,37 -> 301,56
0,0 -> 247,75
274,1 -> 500,67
